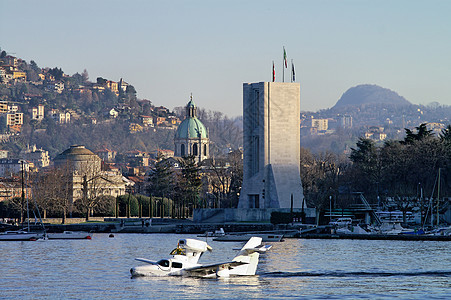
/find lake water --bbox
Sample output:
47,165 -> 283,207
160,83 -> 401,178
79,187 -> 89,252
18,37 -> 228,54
0,233 -> 450,299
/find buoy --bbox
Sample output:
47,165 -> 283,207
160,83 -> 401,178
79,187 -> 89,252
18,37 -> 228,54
109,234 -> 114,238
86,236 -> 92,240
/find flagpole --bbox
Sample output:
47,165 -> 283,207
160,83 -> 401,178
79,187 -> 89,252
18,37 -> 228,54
282,47 -> 285,83
272,61 -> 275,82
291,59 -> 293,83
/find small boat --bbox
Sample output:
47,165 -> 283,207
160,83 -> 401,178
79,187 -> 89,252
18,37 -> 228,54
47,231 -> 92,239
197,228 -> 226,237
335,224 -> 370,235
0,230 -> 45,241
378,222 -> 413,235
426,226 -> 451,236
213,232 -> 283,242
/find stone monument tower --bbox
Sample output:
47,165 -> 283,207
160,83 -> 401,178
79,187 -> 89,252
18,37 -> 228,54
238,82 -> 305,209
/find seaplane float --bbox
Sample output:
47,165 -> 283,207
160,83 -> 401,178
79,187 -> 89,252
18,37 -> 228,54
130,236 -> 271,278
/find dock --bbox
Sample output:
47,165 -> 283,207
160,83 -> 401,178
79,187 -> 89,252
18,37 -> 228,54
299,233 -> 451,241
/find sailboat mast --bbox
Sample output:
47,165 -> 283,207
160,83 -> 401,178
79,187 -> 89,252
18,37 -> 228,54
436,168 -> 441,226
21,160 -> 25,225
25,162 -> 30,232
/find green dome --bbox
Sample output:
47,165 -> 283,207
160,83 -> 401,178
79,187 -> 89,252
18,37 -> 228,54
175,117 -> 208,139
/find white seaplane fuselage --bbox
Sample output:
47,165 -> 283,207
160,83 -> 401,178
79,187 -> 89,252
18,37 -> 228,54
130,237 -> 270,278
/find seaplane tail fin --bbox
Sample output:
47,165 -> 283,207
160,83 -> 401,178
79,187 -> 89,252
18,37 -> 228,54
230,237 -> 263,276
241,236 -> 263,250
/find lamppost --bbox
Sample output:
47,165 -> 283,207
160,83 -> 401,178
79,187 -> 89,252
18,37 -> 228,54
329,195 -> 332,223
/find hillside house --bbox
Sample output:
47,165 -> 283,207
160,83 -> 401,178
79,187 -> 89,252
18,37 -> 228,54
50,110 -> 70,124
106,80 -> 119,95
129,123 -> 143,133
21,145 -> 50,169
95,148 -> 117,163
2,112 -> 24,133
153,116 -> 166,126
0,159 -> 30,177
29,104 -> 45,121
125,150 -> 149,167
141,115 -> 154,127
105,108 -> 119,118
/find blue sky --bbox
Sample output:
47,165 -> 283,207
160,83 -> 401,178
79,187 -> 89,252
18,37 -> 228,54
1,0 -> 450,117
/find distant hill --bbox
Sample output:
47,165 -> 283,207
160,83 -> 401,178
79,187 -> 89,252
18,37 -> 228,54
333,84 -> 411,108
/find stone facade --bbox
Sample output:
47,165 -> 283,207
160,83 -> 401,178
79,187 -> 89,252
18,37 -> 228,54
238,82 -> 305,209
54,145 -> 125,203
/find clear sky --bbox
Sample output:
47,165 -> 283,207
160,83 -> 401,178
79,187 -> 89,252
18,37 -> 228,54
1,0 -> 450,117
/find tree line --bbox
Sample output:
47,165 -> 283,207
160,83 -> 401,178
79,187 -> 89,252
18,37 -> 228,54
301,124 -> 451,216
0,153 -> 243,223
2,123 -> 448,223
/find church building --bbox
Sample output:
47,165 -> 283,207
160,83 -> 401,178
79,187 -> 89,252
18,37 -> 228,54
174,97 -> 209,163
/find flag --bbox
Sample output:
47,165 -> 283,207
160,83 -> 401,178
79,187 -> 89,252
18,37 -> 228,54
272,61 -> 275,82
283,47 -> 287,68
292,61 -> 295,82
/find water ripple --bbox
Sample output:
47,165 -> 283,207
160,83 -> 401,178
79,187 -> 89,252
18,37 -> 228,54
262,270 -> 451,277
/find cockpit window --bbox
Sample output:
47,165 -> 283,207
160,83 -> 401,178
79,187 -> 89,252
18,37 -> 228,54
157,259 -> 170,267
172,262 -> 183,268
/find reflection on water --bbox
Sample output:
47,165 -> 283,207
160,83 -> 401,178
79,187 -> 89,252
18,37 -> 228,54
0,233 -> 450,299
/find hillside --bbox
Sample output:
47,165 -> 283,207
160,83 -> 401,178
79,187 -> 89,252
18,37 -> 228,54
0,50 -> 243,158
333,84 -> 411,109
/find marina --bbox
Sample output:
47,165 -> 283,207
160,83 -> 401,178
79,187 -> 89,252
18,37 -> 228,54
4,217 -> 450,241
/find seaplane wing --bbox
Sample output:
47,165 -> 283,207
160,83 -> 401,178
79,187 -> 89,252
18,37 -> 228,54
184,261 -> 249,277
135,258 -> 157,265
243,245 -> 272,254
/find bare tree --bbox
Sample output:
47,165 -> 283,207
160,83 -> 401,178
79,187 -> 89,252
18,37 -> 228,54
32,166 -> 72,223
205,150 -> 242,208
74,163 -> 122,221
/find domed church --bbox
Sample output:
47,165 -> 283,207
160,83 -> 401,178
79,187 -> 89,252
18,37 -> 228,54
174,96 -> 209,163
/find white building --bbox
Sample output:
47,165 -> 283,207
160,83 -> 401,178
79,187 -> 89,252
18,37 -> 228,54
311,118 -> 328,131
21,145 -> 50,168
30,104 -> 45,121
0,158 -> 30,177
238,82 -> 305,209
51,110 -> 71,124
339,115 -> 353,129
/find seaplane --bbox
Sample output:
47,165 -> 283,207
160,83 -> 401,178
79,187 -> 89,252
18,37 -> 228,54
130,236 -> 271,278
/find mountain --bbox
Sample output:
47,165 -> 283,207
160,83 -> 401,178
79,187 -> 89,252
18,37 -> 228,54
333,84 -> 411,109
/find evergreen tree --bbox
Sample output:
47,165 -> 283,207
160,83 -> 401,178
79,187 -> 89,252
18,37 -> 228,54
147,154 -> 174,217
179,155 -> 202,216
439,125 -> 451,142
402,123 -> 433,144
349,137 -> 382,197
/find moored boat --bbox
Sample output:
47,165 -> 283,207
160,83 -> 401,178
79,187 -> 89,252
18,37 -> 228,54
47,231 -> 92,239
197,228 -> 226,237
0,230 -> 45,241
213,232 -> 283,242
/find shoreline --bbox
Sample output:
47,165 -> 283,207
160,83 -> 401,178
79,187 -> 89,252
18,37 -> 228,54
16,222 -> 451,241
